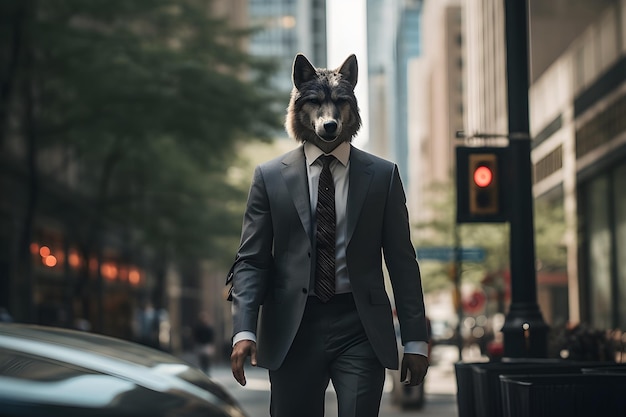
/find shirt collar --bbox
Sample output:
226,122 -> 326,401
304,141 -> 350,167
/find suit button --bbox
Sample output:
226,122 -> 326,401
302,288 -> 308,294
307,252 -> 311,258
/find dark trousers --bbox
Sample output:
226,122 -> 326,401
269,294 -> 385,417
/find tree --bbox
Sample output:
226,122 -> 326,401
534,199 -> 567,273
413,179 -> 566,294
1,0 -> 284,322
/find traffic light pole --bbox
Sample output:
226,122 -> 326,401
501,0 -> 548,357
453,225 -> 463,360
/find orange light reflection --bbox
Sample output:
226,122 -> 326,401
44,255 -> 57,267
129,270 -> 141,285
39,246 -> 51,257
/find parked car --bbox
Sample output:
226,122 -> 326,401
0,323 -> 248,417
389,318 -> 431,410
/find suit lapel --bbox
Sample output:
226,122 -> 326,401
347,146 -> 373,245
281,146 -> 312,241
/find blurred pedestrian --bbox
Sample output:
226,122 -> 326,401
74,318 -> 92,332
133,301 -> 159,348
193,312 -> 215,374
228,54 -> 429,417
0,307 -> 13,323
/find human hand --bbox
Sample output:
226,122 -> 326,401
230,339 -> 257,386
400,353 -> 429,386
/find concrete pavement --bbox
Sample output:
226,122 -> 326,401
179,344 -> 461,417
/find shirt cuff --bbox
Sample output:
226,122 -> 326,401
232,331 -> 256,347
403,341 -> 429,357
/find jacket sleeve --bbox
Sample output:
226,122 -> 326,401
231,165 -> 274,336
382,164 -> 429,345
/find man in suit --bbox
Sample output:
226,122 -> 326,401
229,53 -> 429,417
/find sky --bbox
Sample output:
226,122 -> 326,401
327,0 -> 369,148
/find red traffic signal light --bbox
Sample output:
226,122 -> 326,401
456,147 -> 509,223
473,166 -> 493,188
469,154 -> 498,215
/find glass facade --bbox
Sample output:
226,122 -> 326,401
582,160 -> 626,330
249,0 -> 299,94
394,1 -> 422,184
365,0 -> 423,184
614,164 -> 626,328
246,0 -> 327,140
585,175 -> 612,329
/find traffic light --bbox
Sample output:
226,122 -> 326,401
456,146 -> 509,223
469,153 -> 498,215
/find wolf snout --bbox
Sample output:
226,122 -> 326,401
324,121 -> 338,134
316,120 -> 340,141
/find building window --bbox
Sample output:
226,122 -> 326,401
533,145 -> 563,184
614,163 -> 626,328
586,175 -> 612,329
574,46 -> 586,91
582,160 -> 626,330
576,94 -> 626,159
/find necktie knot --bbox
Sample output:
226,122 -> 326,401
319,155 -> 335,169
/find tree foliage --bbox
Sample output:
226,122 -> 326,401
2,0 -> 284,265
534,199 -> 567,273
412,179 -> 566,294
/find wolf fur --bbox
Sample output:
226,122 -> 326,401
285,54 -> 362,154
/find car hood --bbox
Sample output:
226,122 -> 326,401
0,324 -> 246,417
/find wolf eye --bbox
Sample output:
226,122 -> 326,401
308,98 -> 321,105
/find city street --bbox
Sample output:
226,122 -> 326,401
2,3 -> 624,417
183,345 -> 460,417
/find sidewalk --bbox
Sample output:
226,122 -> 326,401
179,345 -> 461,417
416,345 -> 460,417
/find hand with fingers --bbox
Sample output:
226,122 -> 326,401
231,339 -> 257,386
400,353 -> 429,386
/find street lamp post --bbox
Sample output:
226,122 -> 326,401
501,0 -> 548,357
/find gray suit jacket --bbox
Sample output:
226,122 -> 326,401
230,144 -> 428,370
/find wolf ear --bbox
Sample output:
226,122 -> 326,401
338,54 -> 358,89
293,54 -> 317,90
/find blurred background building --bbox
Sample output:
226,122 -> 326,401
407,0 -> 464,219
248,0 -> 327,113
366,0 -> 424,186
525,0 -> 626,331
410,0 -> 625,338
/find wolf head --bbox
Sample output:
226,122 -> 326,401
285,54 -> 362,153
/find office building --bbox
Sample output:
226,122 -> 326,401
464,0 -> 626,330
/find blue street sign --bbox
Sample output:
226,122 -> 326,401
460,247 -> 487,262
416,246 -> 486,262
416,247 -> 455,262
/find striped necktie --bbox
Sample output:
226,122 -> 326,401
315,155 -> 336,302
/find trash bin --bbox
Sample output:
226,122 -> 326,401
581,364 -> 626,375
499,374 -> 626,417
470,360 -> 583,417
454,362 -> 478,417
